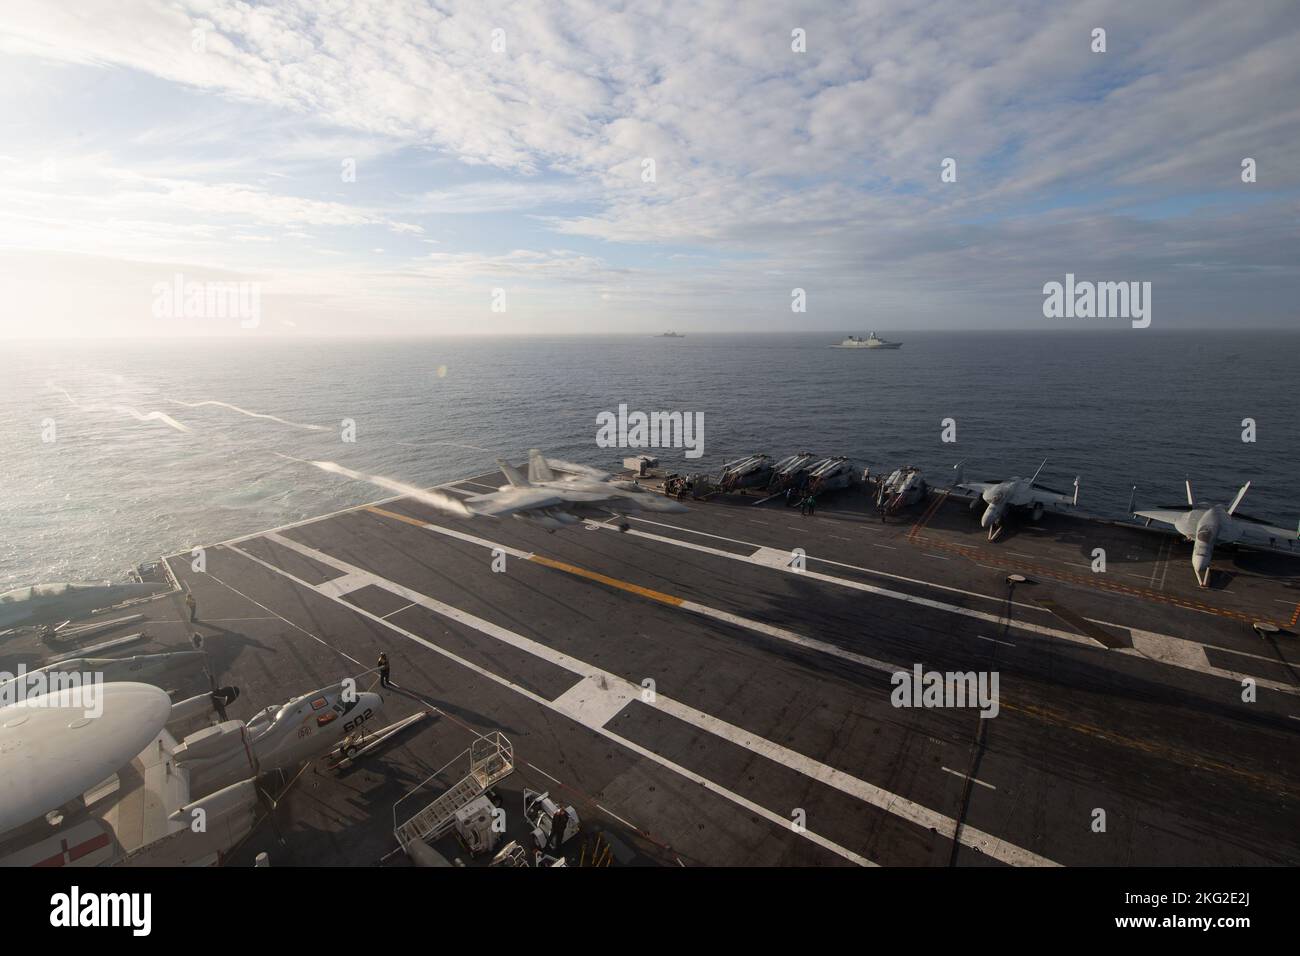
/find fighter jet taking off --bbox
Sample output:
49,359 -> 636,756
1133,480 -> 1300,587
463,449 -> 689,532
952,459 -> 1080,541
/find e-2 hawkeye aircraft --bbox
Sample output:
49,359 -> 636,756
1133,480 -> 1300,587
952,459 -> 1080,541
0,678 -> 383,866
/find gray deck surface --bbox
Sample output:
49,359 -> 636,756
14,469 -> 1297,867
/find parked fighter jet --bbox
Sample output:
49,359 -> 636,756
952,459 -> 1080,540
463,450 -> 689,532
0,581 -> 166,632
1134,480 -> 1300,587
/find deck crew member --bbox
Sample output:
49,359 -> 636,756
549,805 -> 568,851
805,494 -> 817,517
184,591 -> 197,622
377,651 -> 391,689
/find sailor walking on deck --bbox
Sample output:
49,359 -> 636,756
377,651 -> 391,689
184,591 -> 197,622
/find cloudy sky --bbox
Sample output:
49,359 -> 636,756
1,0 -> 1297,337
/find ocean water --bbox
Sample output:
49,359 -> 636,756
2,331 -> 1297,587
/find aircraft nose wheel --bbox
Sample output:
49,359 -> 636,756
617,521 -> 631,532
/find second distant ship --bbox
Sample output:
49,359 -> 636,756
832,331 -> 901,349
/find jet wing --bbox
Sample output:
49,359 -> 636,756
465,487 -> 614,517
1133,509 -> 1189,528
1224,518 -> 1300,553
954,481 -> 998,496
1021,484 -> 1074,507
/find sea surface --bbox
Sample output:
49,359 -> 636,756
2,331 -> 1297,588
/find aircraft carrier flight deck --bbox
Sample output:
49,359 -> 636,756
25,465 -> 1300,868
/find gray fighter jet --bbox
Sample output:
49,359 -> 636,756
0,581 -> 166,632
464,450 -> 688,532
1134,480 -> 1300,587
952,459 -> 1080,540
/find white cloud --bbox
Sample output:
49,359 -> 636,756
0,0 -> 1297,334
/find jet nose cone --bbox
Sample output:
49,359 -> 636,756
980,509 -> 994,528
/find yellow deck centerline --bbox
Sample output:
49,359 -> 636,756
368,505 -> 685,606
360,503 -> 1298,795
528,554 -> 685,606
369,506 -> 437,529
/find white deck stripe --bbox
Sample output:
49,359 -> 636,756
601,524 -> 1299,696
942,767 -> 997,791
247,532 -> 1058,866
225,541 -> 874,867
376,510 -> 1300,697
627,516 -> 1045,610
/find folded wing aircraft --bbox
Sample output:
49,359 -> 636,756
1134,480 -> 1300,587
952,458 -> 1080,541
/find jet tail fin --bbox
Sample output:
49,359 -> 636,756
952,459 -> 966,487
1228,481 -> 1251,515
1029,458 -> 1048,484
527,448 -> 556,483
497,457 -> 530,488
1185,478 -> 1195,506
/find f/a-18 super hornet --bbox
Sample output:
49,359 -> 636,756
1134,480 -> 1300,587
464,449 -> 689,532
952,459 -> 1080,541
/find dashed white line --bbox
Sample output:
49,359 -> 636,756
942,767 -> 997,791
526,761 -> 564,786
596,803 -> 638,830
976,635 -> 1016,648
242,533 -> 1057,867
